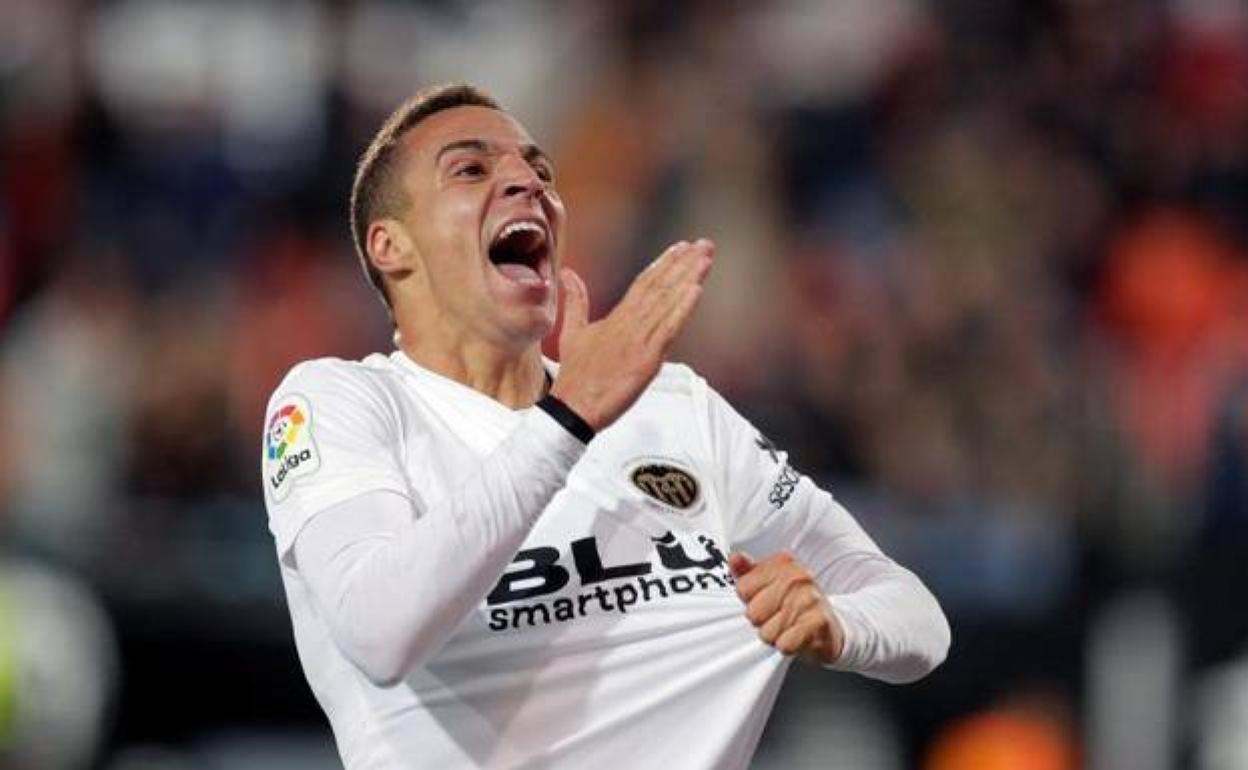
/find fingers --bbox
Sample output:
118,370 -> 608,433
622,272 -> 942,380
735,553 -> 832,658
728,552 -> 754,578
636,239 -> 694,286
759,609 -> 790,646
623,238 -> 714,314
652,242 -> 714,339
649,283 -> 702,350
660,239 -> 713,291
742,574 -> 792,625
630,239 -> 714,345
733,551 -> 793,601
773,621 -> 820,657
752,587 -> 823,651
560,268 -> 590,335
743,570 -> 818,626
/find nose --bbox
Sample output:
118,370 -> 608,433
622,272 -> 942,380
498,153 -> 545,199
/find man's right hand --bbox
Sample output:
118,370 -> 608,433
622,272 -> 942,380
550,238 -> 715,432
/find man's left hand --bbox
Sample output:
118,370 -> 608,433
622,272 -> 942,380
729,552 -> 845,665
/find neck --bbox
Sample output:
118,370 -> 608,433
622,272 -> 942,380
394,321 -> 547,410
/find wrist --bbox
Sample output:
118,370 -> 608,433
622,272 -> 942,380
536,393 -> 596,444
821,601 -> 847,666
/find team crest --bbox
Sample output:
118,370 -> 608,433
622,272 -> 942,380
629,459 -> 701,511
264,394 -> 319,501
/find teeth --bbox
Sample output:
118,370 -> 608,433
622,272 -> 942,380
497,220 -> 545,242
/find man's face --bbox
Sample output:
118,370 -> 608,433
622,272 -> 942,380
390,105 -> 566,348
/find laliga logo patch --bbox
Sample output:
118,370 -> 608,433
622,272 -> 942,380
629,458 -> 701,511
265,395 -> 319,501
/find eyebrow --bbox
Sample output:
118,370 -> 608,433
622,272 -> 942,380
434,138 -> 554,170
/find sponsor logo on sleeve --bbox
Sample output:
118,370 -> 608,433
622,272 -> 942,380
768,464 -> 800,509
264,394 -> 319,501
757,433 -> 799,509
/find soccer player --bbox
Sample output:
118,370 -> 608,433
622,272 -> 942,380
261,84 -> 949,769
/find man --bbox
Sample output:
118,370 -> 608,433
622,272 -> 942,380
261,83 -> 949,770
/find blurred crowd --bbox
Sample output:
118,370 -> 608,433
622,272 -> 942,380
2,1 -> 1247,768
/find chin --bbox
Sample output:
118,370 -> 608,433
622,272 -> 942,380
499,306 -> 556,348
527,313 -> 557,343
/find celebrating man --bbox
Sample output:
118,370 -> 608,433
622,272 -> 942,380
261,83 -> 949,769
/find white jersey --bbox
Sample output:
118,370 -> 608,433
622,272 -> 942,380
261,351 -> 948,770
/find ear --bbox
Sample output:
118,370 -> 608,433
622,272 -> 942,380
366,218 -> 419,280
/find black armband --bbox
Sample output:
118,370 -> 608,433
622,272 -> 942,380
536,394 -> 596,444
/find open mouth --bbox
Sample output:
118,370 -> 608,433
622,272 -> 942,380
488,219 -> 550,285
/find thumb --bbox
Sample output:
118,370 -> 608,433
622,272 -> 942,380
728,552 -> 755,578
560,267 -> 590,335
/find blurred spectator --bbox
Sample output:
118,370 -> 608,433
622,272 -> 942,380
0,247 -> 138,563
923,696 -> 1079,770
1095,210 -> 1248,507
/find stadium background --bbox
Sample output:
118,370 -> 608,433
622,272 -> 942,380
2,0 -> 1247,768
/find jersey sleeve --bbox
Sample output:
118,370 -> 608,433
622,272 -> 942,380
689,371 -> 814,551
261,360 -> 411,558
692,371 -> 950,683
263,358 -> 590,686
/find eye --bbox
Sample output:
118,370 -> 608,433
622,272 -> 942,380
533,162 -> 554,183
454,161 -> 486,178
